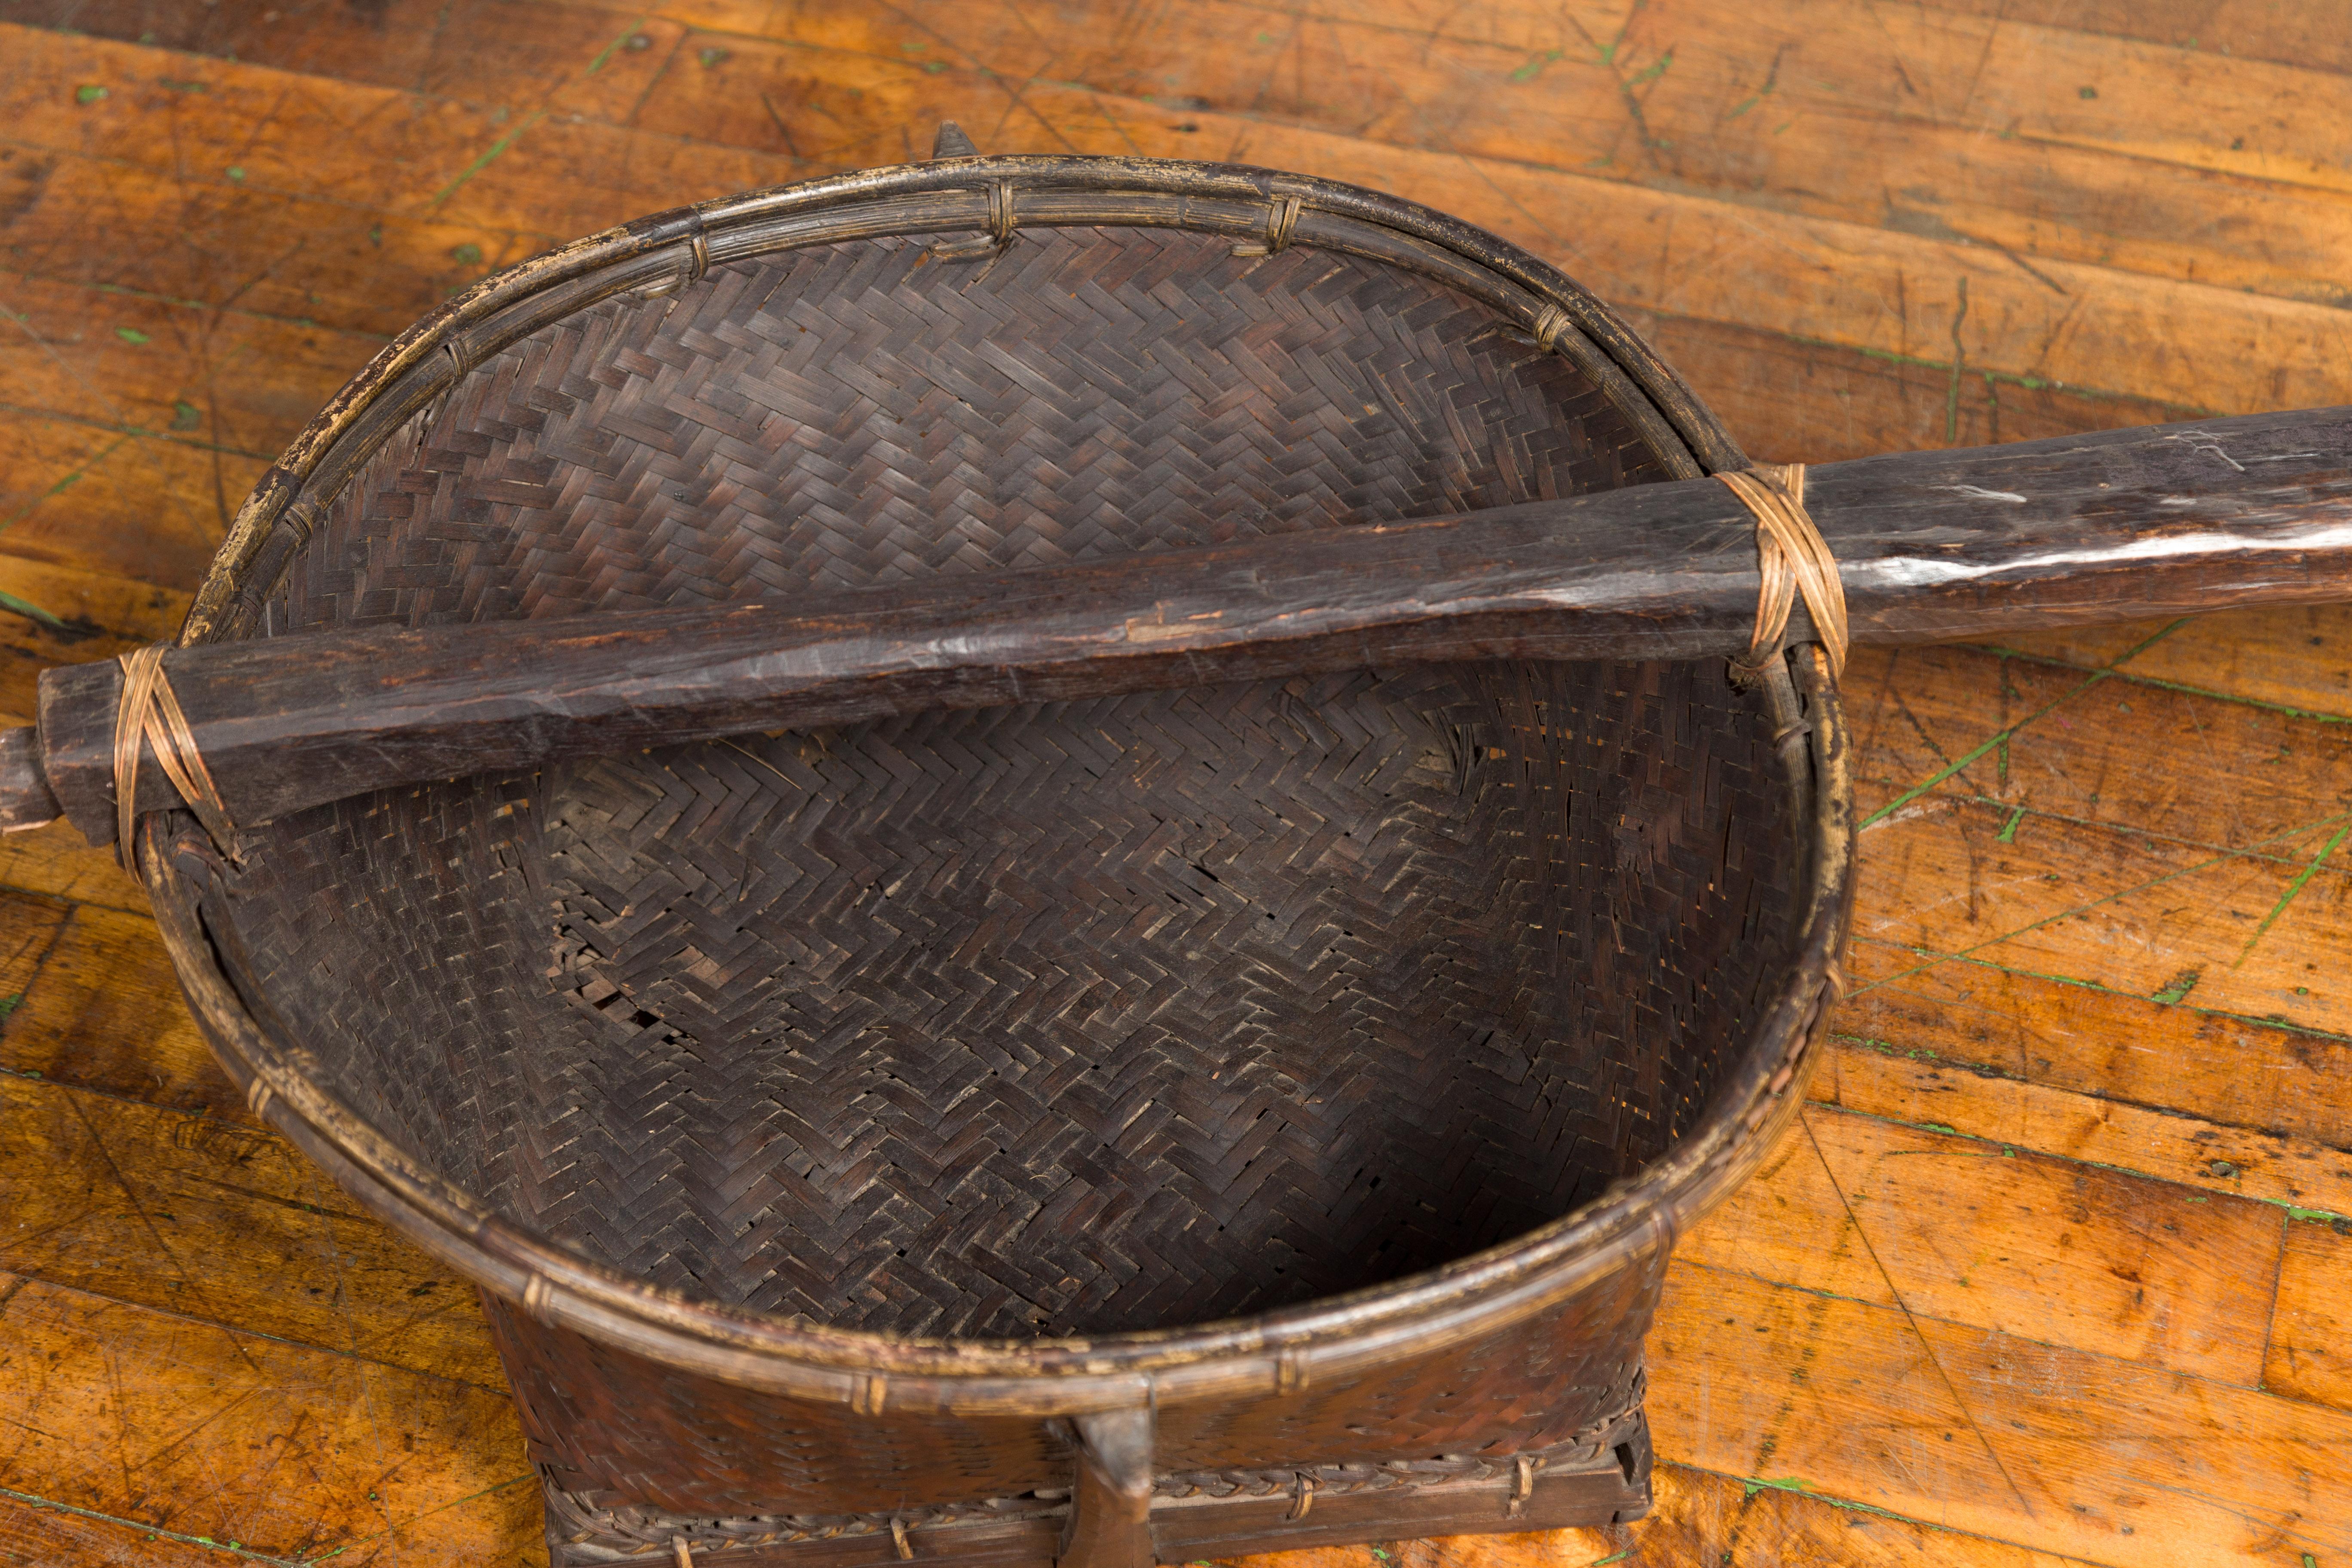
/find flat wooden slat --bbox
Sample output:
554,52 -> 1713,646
0,904 -> 238,1116
9,25 -> 2352,422
1611,1461 -> 2085,1567
0,143 -> 2180,488
0,412 -> 266,597
1924,0 -> 2352,83
0,1491 -> 281,1568
1645,1260 -> 2352,1567
0,1274 -> 534,1564
0,555 -> 190,645
1817,1032 -> 2352,1220
1842,637 -> 2352,1037
0,1074 -> 501,1386
1806,1106 -> 2282,1385
762,0 -> 2352,88
2266,1216 -> 2352,1412
0,607 -> 167,732
0,28 -> 772,236
0,820 -> 150,913
1850,711 -> 2350,1029
1259,1459 -> 2091,1568
0,887 -> 63,1008
0,0 -> 662,95
1835,938 -> 2352,1155
372,0 -> 2352,233
1852,802 -> 2349,1035
0,0 -> 695,131
1631,312 -> 2193,466
1593,2 -> 2352,210
1675,1132 -> 1901,1308
1687,1104 -> 2288,1383
602,0 -> 2352,300
1993,604 -> 2352,723
1849,638 -> 2352,857
0,272 -> 377,464
0,147 -> 546,339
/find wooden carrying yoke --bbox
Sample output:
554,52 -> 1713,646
9,403 -> 2350,854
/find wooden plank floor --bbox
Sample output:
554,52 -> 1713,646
1,1 -> 2349,1564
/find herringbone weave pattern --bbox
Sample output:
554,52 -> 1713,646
270,230 -> 1650,627
211,224 -> 1796,1478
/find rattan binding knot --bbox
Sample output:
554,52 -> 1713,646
1716,462 -> 1849,681
1506,1454 -> 1542,1518
112,644 -> 239,872
1529,304 -> 1572,352
932,181 -> 1017,262
639,227 -> 712,299
1232,193 -> 1305,257
411,338 -> 467,460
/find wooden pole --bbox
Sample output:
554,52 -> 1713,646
15,405 -> 2351,847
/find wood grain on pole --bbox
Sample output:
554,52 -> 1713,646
18,404 -> 2351,848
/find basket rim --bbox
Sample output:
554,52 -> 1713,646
150,152 -> 1855,1415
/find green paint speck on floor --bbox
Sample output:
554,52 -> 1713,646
1511,49 -> 1564,81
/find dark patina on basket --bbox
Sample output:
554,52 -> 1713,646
144,145 -> 1853,1565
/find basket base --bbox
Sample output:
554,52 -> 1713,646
545,1409 -> 1653,1566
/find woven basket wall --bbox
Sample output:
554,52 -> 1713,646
145,153 -> 1853,1562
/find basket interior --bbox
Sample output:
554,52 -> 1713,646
210,224 -> 1803,1340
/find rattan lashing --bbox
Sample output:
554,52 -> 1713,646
143,147 -> 1853,1566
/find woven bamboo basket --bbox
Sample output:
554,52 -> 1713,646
144,140 -> 1853,1567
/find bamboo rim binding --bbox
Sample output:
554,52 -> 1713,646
113,644 -> 239,871
1717,462 -> 1849,681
